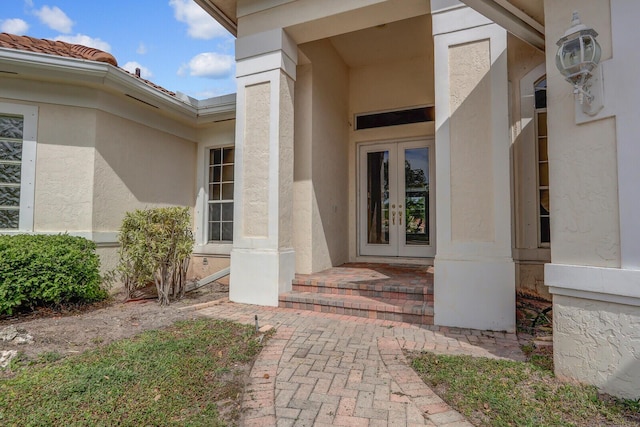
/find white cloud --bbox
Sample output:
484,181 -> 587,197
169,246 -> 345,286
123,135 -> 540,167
169,0 -> 228,39
136,42 -> 147,55
34,5 -> 73,33
1,19 -> 29,34
55,34 -> 111,52
177,52 -> 234,79
122,61 -> 153,79
24,0 -> 34,8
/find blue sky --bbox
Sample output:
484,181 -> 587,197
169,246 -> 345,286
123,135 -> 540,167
0,0 -> 236,99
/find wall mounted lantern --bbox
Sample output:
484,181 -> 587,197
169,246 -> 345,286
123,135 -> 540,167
555,11 -> 603,116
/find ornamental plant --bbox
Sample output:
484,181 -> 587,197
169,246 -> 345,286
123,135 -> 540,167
0,234 -> 107,315
116,207 -> 194,305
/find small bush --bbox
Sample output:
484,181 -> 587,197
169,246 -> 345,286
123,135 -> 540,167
116,207 -> 194,305
0,234 -> 107,315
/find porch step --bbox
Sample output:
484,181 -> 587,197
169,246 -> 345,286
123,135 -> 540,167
292,277 -> 433,303
278,292 -> 434,325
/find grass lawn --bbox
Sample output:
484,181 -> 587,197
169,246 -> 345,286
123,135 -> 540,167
0,319 -> 265,426
410,351 -> 640,427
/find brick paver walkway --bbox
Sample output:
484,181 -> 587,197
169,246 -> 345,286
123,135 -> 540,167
186,300 -> 526,426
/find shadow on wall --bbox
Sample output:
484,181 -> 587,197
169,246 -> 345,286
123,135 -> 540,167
294,40 -> 350,273
92,110 -> 197,230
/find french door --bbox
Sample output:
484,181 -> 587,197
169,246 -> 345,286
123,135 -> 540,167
359,140 -> 435,258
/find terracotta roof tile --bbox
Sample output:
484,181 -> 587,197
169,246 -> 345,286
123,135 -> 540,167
0,33 -> 118,66
0,33 -> 176,98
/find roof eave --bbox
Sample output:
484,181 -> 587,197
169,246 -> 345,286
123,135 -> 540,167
461,0 -> 545,51
0,48 -> 236,123
193,0 -> 237,37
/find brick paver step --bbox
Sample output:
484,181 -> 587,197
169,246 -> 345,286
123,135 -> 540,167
279,291 -> 434,325
292,278 -> 432,301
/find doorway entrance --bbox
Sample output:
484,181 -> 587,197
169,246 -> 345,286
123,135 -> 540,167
358,139 -> 435,257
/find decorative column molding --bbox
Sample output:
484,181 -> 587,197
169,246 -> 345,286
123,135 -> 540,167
230,28 -> 297,306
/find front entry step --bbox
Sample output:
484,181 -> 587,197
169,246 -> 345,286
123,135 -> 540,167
278,263 -> 434,325
279,291 -> 433,324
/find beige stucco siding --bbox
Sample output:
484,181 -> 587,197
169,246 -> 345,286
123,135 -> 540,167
34,104 -> 96,232
544,0 -> 619,268
92,110 -> 197,232
449,39 -> 494,243
349,56 -> 433,116
554,295 -> 640,399
294,40 -> 350,273
242,82 -> 271,239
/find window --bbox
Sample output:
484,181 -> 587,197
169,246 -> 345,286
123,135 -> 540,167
207,147 -> 234,242
355,106 -> 435,130
0,115 -> 23,229
535,77 -> 550,246
0,104 -> 36,233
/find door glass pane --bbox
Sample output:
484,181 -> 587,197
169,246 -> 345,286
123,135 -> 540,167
366,151 -> 389,244
404,147 -> 429,245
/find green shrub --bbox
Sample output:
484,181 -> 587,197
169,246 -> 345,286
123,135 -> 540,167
116,207 -> 194,305
0,234 -> 107,315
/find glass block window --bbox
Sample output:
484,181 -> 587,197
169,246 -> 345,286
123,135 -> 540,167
0,115 -> 23,230
535,77 -> 550,246
207,147 -> 234,242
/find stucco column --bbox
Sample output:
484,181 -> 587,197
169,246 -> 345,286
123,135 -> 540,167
229,28 -> 297,306
431,1 -> 515,331
544,1 -> 640,399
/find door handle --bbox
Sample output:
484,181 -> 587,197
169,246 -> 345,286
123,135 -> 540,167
399,211 -> 402,225
392,211 -> 396,225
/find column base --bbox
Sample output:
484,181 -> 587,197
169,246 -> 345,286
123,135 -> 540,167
229,248 -> 295,306
434,258 -> 515,332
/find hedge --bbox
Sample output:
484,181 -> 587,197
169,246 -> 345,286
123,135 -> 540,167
0,234 -> 107,315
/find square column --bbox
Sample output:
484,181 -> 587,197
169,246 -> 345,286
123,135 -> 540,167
431,2 -> 515,331
229,29 -> 297,306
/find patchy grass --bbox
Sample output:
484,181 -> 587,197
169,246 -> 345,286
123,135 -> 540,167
0,319 -> 265,426
410,352 -> 640,427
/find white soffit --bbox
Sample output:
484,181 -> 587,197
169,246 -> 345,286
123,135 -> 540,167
194,0 -> 238,36
461,0 -> 544,51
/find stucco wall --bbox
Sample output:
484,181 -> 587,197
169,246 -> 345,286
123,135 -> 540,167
508,34 -> 546,250
92,110 -> 196,233
544,0 -> 619,268
506,34 -> 549,298
34,104 -> 96,232
554,295 -> 640,399
294,40 -> 350,273
449,39 -> 494,243
293,61 -> 314,273
543,0 -> 640,400
242,82 -> 271,238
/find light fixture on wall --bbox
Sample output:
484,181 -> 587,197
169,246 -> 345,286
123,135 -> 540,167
555,11 -> 603,116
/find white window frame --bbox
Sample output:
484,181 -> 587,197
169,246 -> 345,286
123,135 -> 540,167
0,102 -> 37,233
194,141 -> 234,255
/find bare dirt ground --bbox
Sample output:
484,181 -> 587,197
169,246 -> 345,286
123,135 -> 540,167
0,282 -> 229,366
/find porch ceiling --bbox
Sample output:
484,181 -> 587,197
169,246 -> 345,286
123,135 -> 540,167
328,14 -> 431,68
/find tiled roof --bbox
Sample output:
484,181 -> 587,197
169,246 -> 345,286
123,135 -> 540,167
0,33 -> 176,98
0,33 -> 118,66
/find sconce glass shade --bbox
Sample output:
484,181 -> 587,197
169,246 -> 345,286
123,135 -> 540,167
555,12 -> 601,85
